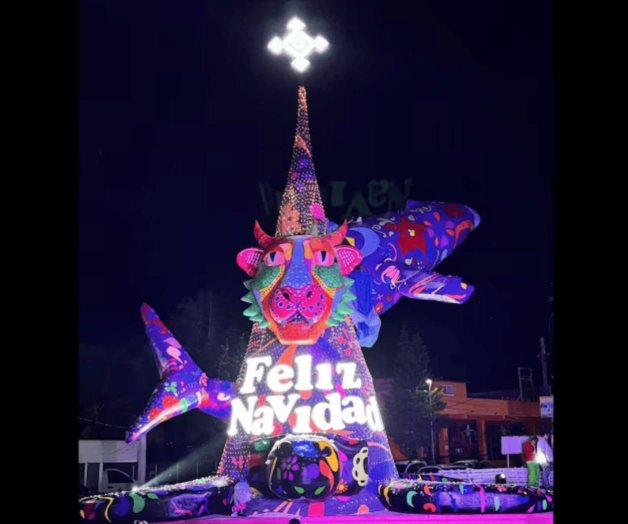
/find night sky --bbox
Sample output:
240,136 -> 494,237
79,0 -> 553,393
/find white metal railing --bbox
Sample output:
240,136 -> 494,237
430,467 -> 553,486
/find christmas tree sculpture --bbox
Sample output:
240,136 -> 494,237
219,86 -> 397,515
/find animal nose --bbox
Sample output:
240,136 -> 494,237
276,287 -> 316,305
270,287 -> 302,323
270,284 -> 328,324
279,288 -> 295,303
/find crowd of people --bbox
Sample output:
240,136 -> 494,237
522,432 -> 553,488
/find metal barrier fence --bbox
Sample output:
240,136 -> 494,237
402,467 -> 554,486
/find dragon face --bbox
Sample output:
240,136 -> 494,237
236,222 -> 362,345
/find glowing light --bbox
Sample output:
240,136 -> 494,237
142,434 -> 228,488
226,357 -> 383,436
238,356 -> 361,395
267,17 -> 329,73
536,449 -> 548,465
287,17 -> 305,31
228,392 -> 384,436
267,37 -> 283,55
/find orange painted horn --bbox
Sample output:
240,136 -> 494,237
324,220 -> 348,246
254,221 -> 275,249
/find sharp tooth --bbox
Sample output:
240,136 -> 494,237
343,290 -> 357,302
337,303 -> 353,315
243,305 -> 258,317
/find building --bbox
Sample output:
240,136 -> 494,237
375,378 -> 550,464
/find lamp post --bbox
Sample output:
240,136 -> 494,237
426,378 -> 436,465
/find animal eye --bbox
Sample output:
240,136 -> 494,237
263,249 -> 285,266
314,249 -> 334,266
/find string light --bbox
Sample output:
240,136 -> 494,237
275,86 -> 328,237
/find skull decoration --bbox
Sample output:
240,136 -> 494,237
266,434 -> 341,500
236,221 -> 362,345
351,446 -> 369,488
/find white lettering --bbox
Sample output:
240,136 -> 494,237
227,396 -> 257,435
229,357 -> 379,436
315,362 -> 333,390
341,395 -> 367,424
311,393 -> 346,431
365,396 -> 384,431
267,364 -> 294,393
293,354 -> 313,391
292,405 -> 312,433
336,362 -> 362,389
251,405 -> 275,436
266,394 -> 300,423
240,356 -> 272,394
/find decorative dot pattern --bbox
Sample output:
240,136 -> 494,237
275,86 -> 328,237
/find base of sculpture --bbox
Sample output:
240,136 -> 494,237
378,479 -> 553,514
78,477 -> 552,523
78,476 -> 233,523
167,513 -> 554,524
165,511 -> 554,524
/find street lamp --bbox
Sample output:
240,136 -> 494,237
426,378 -> 436,465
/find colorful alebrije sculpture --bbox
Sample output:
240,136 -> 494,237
79,87 -> 552,522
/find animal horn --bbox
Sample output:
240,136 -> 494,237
254,221 -> 275,249
324,220 -> 348,246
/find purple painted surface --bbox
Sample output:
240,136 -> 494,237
343,200 -> 480,346
126,304 -> 236,442
165,512 -> 553,524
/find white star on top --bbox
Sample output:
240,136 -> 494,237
267,17 -> 329,73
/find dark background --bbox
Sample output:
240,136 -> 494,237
79,0 -> 553,397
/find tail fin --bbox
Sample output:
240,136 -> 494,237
126,304 -> 235,442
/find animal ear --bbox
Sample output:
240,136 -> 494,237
236,248 -> 263,277
335,246 -> 362,275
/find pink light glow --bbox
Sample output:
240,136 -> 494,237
167,512 -> 554,524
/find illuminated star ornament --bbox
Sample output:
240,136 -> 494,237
267,17 -> 329,72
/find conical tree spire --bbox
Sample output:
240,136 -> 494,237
275,86 -> 327,237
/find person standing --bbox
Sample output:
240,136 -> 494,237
522,436 -> 540,487
536,432 -> 554,488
